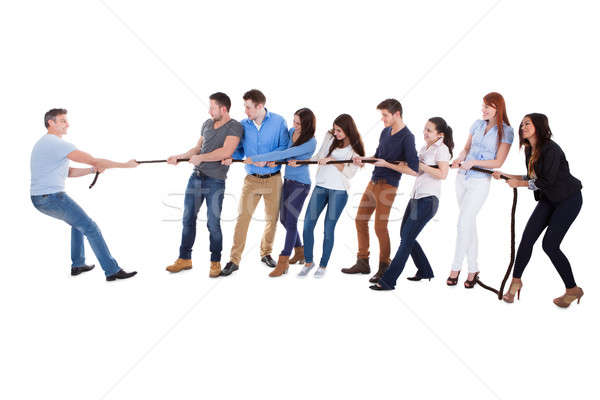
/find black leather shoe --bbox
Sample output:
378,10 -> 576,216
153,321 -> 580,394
106,269 -> 137,281
261,255 -> 276,268
407,274 -> 433,282
220,262 -> 239,276
71,264 -> 95,276
369,283 -> 393,291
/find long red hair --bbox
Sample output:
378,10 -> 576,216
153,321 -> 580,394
483,92 -> 510,148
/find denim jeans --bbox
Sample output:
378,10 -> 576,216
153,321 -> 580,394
31,192 -> 121,276
279,179 -> 311,256
179,172 -> 225,262
380,195 -> 439,289
303,185 -> 348,268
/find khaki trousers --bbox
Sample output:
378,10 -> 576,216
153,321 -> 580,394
230,173 -> 282,265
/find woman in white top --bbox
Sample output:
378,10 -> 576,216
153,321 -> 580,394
370,117 -> 453,290
297,114 -> 365,278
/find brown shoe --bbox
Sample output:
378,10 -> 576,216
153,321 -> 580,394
289,247 -> 305,264
209,261 -> 221,278
166,258 -> 192,273
369,261 -> 390,283
269,255 -> 289,277
553,286 -> 584,308
341,258 -> 370,274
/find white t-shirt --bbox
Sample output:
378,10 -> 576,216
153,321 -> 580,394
411,139 -> 451,199
313,133 -> 360,192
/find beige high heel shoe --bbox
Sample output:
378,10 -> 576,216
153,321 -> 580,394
502,278 -> 522,303
553,287 -> 584,308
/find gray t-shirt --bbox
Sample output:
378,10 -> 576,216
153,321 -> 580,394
195,118 -> 244,180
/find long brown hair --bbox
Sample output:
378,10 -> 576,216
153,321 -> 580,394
519,113 -> 553,176
483,92 -> 510,148
293,108 -> 316,147
327,114 -> 365,157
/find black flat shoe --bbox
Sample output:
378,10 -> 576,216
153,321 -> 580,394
464,272 -> 480,289
220,262 -> 239,276
261,255 -> 276,268
106,269 -> 137,281
71,264 -> 95,276
407,274 -> 433,282
369,283 -> 393,291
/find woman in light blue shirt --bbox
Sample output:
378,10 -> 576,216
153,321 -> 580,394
447,92 -> 514,288
245,108 -> 317,277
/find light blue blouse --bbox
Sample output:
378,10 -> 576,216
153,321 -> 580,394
462,119 -> 514,179
251,128 -> 316,185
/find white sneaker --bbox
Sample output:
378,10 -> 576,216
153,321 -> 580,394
314,267 -> 327,278
297,264 -> 314,278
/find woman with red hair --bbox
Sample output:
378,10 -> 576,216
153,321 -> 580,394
447,92 -> 514,288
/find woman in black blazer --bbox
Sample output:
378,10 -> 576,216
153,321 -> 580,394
493,113 -> 583,308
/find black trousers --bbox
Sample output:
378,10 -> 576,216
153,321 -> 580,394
513,190 -> 582,288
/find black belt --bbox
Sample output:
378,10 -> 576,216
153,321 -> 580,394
251,171 -> 281,179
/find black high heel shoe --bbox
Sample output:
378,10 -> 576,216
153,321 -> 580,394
446,271 -> 460,286
464,272 -> 479,289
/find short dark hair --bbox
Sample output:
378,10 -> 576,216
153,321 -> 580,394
209,92 -> 231,112
44,108 -> 68,128
376,99 -> 403,117
243,89 -> 266,106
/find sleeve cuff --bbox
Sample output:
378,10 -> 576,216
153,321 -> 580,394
528,179 -> 539,191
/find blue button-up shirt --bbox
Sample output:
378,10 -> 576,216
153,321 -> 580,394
462,119 -> 514,179
233,109 -> 290,175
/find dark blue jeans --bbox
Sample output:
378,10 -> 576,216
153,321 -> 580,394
31,192 -> 121,276
179,172 -> 225,262
279,179 -> 311,256
380,196 -> 439,289
513,190 -> 582,289
303,185 -> 348,268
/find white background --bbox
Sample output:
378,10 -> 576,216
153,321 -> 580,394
1,1 -> 599,399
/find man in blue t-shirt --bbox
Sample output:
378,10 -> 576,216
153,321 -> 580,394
30,108 -> 138,281
342,99 -> 419,282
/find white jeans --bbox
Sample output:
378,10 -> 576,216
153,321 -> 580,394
451,174 -> 491,273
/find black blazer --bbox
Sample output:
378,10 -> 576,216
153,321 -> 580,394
525,140 -> 582,203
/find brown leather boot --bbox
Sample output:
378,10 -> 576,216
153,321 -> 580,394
341,258 -> 370,274
166,258 -> 192,273
269,255 -> 289,277
209,261 -> 221,278
369,261 -> 390,283
289,247 -> 305,264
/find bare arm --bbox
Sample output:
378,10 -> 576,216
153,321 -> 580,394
451,134 -> 472,168
67,150 -> 138,169
68,167 -> 95,178
168,137 -> 203,164
420,161 -> 449,179
374,160 -> 418,176
190,136 -> 241,165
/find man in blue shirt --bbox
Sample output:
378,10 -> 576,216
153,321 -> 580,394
30,108 -> 138,281
220,89 -> 289,276
342,99 -> 419,283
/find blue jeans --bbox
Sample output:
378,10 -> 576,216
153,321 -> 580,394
303,185 -> 348,268
31,192 -> 121,276
280,179 -> 311,256
179,172 -> 225,262
380,196 -> 439,289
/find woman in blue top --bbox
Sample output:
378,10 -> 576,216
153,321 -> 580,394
447,92 -> 514,288
245,108 -> 317,277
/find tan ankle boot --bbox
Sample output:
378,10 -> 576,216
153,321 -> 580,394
553,286 -> 584,308
209,261 -> 221,278
269,255 -> 289,277
166,258 -> 192,273
289,247 -> 305,264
